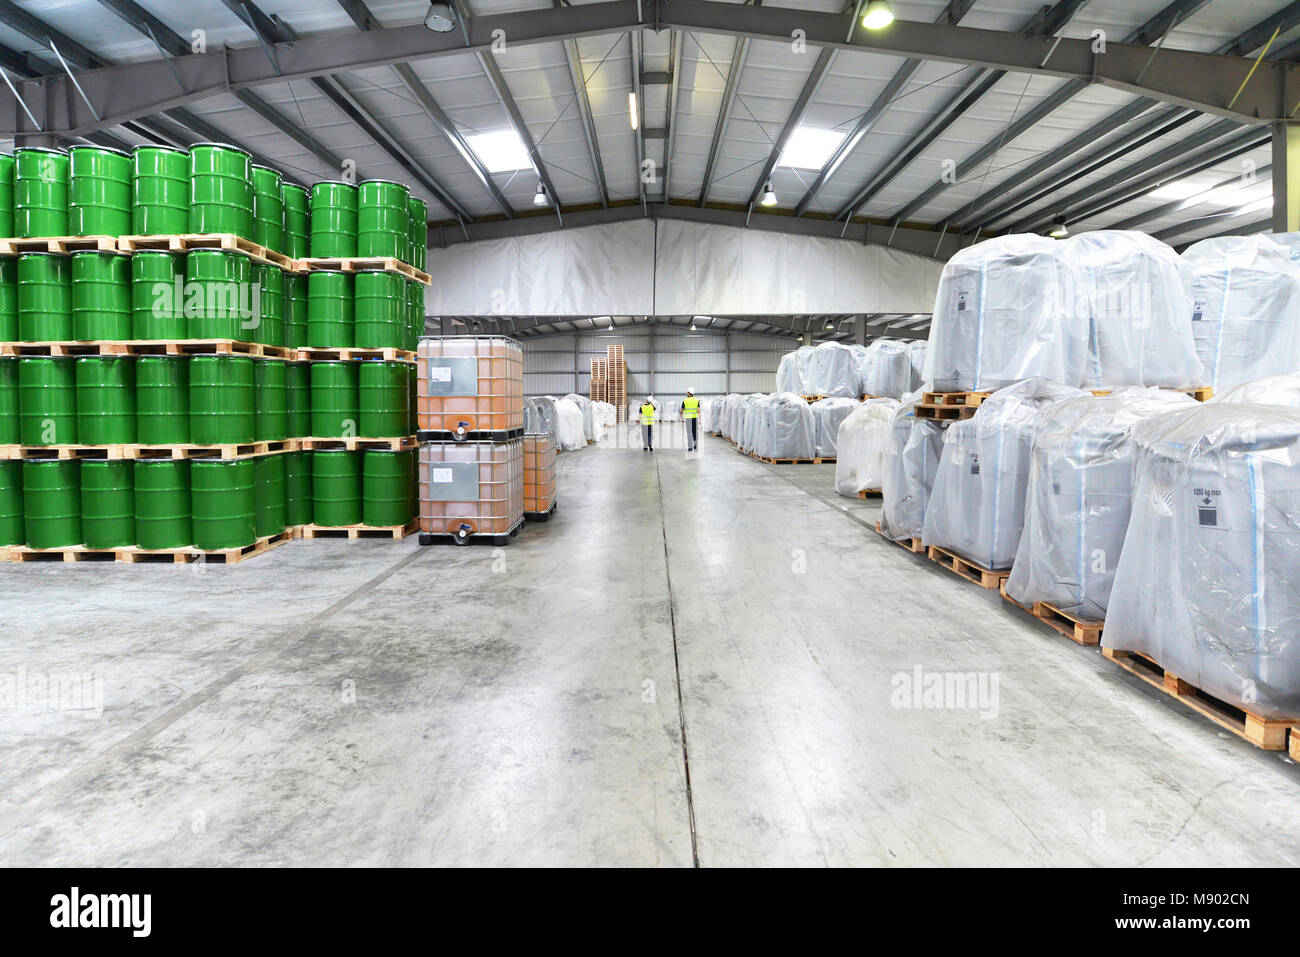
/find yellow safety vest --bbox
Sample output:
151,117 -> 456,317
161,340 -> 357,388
640,403 -> 655,426
682,397 -> 700,419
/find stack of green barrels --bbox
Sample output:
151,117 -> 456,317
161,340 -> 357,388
0,145 -> 425,554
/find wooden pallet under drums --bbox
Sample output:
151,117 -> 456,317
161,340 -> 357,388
298,435 -> 416,452
0,234 -> 117,255
131,440 -> 296,460
118,232 -> 296,271
927,544 -> 1009,589
295,256 -> 431,285
301,521 -> 417,540
1102,647 -> 1298,751
916,391 -> 991,421
1,339 -> 293,359
874,520 -> 925,554
998,582 -> 1104,646
2,444 -> 131,461
293,346 -> 415,364
1,529 -> 296,565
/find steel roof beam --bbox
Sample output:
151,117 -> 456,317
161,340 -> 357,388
662,30 -> 683,200
698,1 -> 760,206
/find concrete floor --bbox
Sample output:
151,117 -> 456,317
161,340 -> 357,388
3,426 -> 1299,867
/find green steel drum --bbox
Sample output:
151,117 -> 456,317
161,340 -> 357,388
284,273 -> 307,348
191,459 -> 255,549
309,181 -> 358,258
406,279 -> 423,351
0,257 -> 15,341
189,355 -> 254,445
251,165 -> 285,253
251,263 -> 284,346
23,459 -> 81,548
254,359 -> 288,441
14,147 -> 69,239
17,253 -> 72,341
135,356 -> 189,445
134,459 -> 191,549
312,450 -> 360,527
283,450 -> 311,527
68,146 -> 132,237
353,270 -> 405,349
0,459 -> 21,545
357,180 -> 410,259
0,153 -> 14,238
306,270 -> 353,347
406,362 -> 417,434
76,356 -> 136,445
0,358 -> 16,444
18,357 -> 76,445
186,249 -> 253,340
131,250 -> 185,340
407,197 -> 427,269
362,449 -> 415,527
282,183 -> 310,259
81,460 -> 134,548
254,453 -> 286,537
132,145 -> 190,235
309,361 -> 359,438
359,361 -> 409,437
71,251 -> 131,340
285,361 -> 311,437
189,142 -> 254,238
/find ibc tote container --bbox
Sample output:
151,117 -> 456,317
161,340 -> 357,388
523,433 -> 556,517
418,439 -> 523,542
417,335 -> 523,437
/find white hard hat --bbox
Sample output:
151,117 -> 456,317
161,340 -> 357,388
687,388 -> 695,395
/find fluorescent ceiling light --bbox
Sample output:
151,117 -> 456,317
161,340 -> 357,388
779,127 -> 846,170
465,130 -> 532,173
628,92 -> 639,131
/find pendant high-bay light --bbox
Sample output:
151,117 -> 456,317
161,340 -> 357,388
533,183 -> 549,207
1049,216 -> 1069,239
760,182 -> 778,207
424,1 -> 457,32
861,0 -> 895,30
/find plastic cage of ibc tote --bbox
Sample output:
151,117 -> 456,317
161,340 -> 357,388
416,335 -> 524,442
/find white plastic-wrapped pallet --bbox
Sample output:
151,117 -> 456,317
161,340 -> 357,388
552,396 -> 587,451
880,397 -> 947,542
805,342 -> 860,397
909,341 -> 928,393
776,346 -> 815,395
754,393 -> 817,460
812,397 -> 861,459
725,394 -> 745,441
1180,236 -> 1300,392
925,234 -> 1084,392
564,393 -> 596,442
847,344 -> 872,396
862,339 -> 913,398
1071,230 -> 1203,390
1212,371 -> 1300,407
923,377 -> 1088,569
739,394 -> 766,452
1004,388 -> 1196,619
700,397 -> 716,434
1104,403 -> 1300,720
833,398 -> 900,496
593,401 -> 616,432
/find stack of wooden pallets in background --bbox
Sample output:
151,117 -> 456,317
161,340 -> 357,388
590,356 -> 606,404
605,344 -> 626,422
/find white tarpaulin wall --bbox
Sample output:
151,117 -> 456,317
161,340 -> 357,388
425,220 -> 944,317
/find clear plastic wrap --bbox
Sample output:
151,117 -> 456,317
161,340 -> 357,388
833,397 -> 900,496
909,341 -> 928,393
1104,402 -> 1300,720
564,393 -> 596,441
847,344 -> 871,396
739,394 -> 765,452
923,377 -> 1088,568
862,339 -> 913,398
1071,230 -> 1203,389
925,233 -> 1084,392
551,396 -> 587,451
880,396 -> 948,541
753,393 -> 816,459
1212,372 -> 1300,408
1179,235 -> 1300,392
1005,387 -> 1197,619
525,397 -> 558,440
776,346 -> 815,395
592,401 -> 616,431
811,397 -> 861,459
723,394 -> 745,441
805,342 -> 860,397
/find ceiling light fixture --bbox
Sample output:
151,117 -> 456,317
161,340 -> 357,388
1049,216 -> 1069,239
532,183 -> 549,207
628,92 -> 639,131
861,0 -> 895,30
424,1 -> 457,32
760,182 -> 778,207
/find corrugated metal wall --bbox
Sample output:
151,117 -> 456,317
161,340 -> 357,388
521,326 -> 791,399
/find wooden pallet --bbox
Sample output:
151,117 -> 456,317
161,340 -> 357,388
857,488 -> 881,499
0,340 -> 132,357
293,346 -> 415,363
874,520 -> 925,554
299,435 -> 416,452
128,339 -> 293,359
927,545 -> 1009,590
2,444 -> 133,460
118,233 -> 296,271
752,454 -> 829,465
1290,730 -> 1300,762
1089,385 -> 1213,402
0,235 -> 117,255
295,256 -> 431,285
916,390 -> 991,421
998,582 -> 1104,646
1,529 -> 296,565
1102,647 -> 1298,750
131,440 -> 297,460
301,521 -> 417,540
801,395 -> 827,403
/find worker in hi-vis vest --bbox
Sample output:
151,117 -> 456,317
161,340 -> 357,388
682,388 -> 700,452
640,397 -> 657,452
